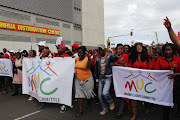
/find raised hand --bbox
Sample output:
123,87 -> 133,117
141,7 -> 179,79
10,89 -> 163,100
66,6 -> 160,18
164,17 -> 171,30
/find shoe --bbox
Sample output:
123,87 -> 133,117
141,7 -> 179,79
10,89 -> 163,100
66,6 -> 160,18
115,112 -> 123,119
109,102 -> 115,110
176,113 -> 180,117
12,93 -> 18,96
38,105 -> 45,110
72,98 -> 77,101
28,96 -> 34,101
100,110 -> 108,115
75,111 -> 83,117
60,105 -> 66,113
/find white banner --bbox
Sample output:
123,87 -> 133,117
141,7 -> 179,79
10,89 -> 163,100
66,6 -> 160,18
0,59 -> 13,77
23,58 -> 75,107
112,66 -> 174,106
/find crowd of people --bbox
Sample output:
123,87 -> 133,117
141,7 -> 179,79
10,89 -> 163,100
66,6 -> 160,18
0,17 -> 180,120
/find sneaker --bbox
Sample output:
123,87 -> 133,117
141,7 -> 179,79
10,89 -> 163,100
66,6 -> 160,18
176,113 -> 180,117
28,96 -> 34,101
100,110 -> 108,115
60,105 -> 66,113
109,102 -> 115,110
115,112 -> 123,119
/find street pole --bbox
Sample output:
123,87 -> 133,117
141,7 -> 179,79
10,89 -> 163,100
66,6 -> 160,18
31,24 -> 35,50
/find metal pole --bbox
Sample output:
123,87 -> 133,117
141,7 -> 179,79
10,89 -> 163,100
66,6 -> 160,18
31,24 -> 35,50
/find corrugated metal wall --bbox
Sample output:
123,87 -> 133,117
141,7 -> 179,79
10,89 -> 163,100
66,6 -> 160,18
0,0 -> 73,23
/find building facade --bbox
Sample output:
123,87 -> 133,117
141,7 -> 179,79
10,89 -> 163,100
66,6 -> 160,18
0,0 -> 104,52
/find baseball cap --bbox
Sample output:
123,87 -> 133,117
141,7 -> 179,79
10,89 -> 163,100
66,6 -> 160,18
98,44 -> 106,49
70,43 -> 79,49
38,41 -> 46,46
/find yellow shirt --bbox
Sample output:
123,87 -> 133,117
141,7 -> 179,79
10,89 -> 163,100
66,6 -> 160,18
75,57 -> 92,81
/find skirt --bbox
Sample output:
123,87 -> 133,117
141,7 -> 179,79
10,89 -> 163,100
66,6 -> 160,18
75,76 -> 96,99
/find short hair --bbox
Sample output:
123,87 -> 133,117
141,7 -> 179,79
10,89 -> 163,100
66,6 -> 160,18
116,44 -> 123,49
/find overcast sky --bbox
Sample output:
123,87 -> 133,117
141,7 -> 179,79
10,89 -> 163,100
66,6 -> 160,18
104,0 -> 180,47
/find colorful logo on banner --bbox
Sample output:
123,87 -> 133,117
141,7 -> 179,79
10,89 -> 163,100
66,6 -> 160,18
124,71 -> 157,93
27,60 -> 58,95
0,61 -> 8,72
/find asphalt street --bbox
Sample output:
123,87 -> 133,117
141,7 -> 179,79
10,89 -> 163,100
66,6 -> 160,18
0,91 -> 179,120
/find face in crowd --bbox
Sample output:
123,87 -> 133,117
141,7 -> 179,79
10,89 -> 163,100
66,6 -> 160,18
78,49 -> 85,60
10,52 -> 14,57
3,48 -> 7,53
154,52 -> 160,60
136,44 -> 143,53
38,45 -> 45,52
124,46 -> 129,54
164,45 -> 173,58
29,50 -> 36,58
16,52 -> 21,59
57,46 -> 64,54
116,45 -> 124,55
41,49 -> 50,58
98,48 -> 106,57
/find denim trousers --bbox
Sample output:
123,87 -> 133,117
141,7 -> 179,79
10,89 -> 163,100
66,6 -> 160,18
98,76 -> 113,110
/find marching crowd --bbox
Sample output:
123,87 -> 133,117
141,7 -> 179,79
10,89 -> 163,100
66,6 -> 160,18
0,17 -> 180,120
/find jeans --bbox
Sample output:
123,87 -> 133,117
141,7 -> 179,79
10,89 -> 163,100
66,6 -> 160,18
98,76 -> 113,110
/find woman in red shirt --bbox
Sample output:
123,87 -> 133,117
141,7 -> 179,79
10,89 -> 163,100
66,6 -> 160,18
128,43 -> 151,120
155,43 -> 179,120
54,42 -> 69,57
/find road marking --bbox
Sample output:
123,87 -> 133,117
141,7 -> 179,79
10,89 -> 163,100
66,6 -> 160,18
14,110 -> 41,120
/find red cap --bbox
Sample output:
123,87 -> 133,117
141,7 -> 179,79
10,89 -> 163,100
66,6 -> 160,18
70,43 -> 79,49
89,49 -> 93,52
2,54 -> 9,58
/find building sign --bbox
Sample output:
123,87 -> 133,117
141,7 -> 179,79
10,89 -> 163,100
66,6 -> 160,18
0,20 -> 60,36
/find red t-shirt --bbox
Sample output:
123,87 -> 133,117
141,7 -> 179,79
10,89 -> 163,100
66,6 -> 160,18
155,55 -> 179,72
128,59 -> 152,69
155,55 -> 180,89
151,59 -> 158,70
54,53 -> 69,57
115,53 -> 129,65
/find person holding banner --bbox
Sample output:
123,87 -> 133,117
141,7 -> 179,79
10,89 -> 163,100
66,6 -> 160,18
155,43 -> 179,120
37,49 -> 50,110
54,42 -> 69,113
12,52 -> 22,96
96,44 -> 115,115
54,42 -> 69,57
113,44 -> 129,118
28,50 -> 36,101
37,41 -> 46,57
128,42 -> 152,120
75,46 -> 95,117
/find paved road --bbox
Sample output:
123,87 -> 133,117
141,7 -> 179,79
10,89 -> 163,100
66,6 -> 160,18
0,91 -> 179,120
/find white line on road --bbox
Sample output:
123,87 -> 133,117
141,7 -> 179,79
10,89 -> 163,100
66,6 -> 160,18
14,110 -> 41,120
